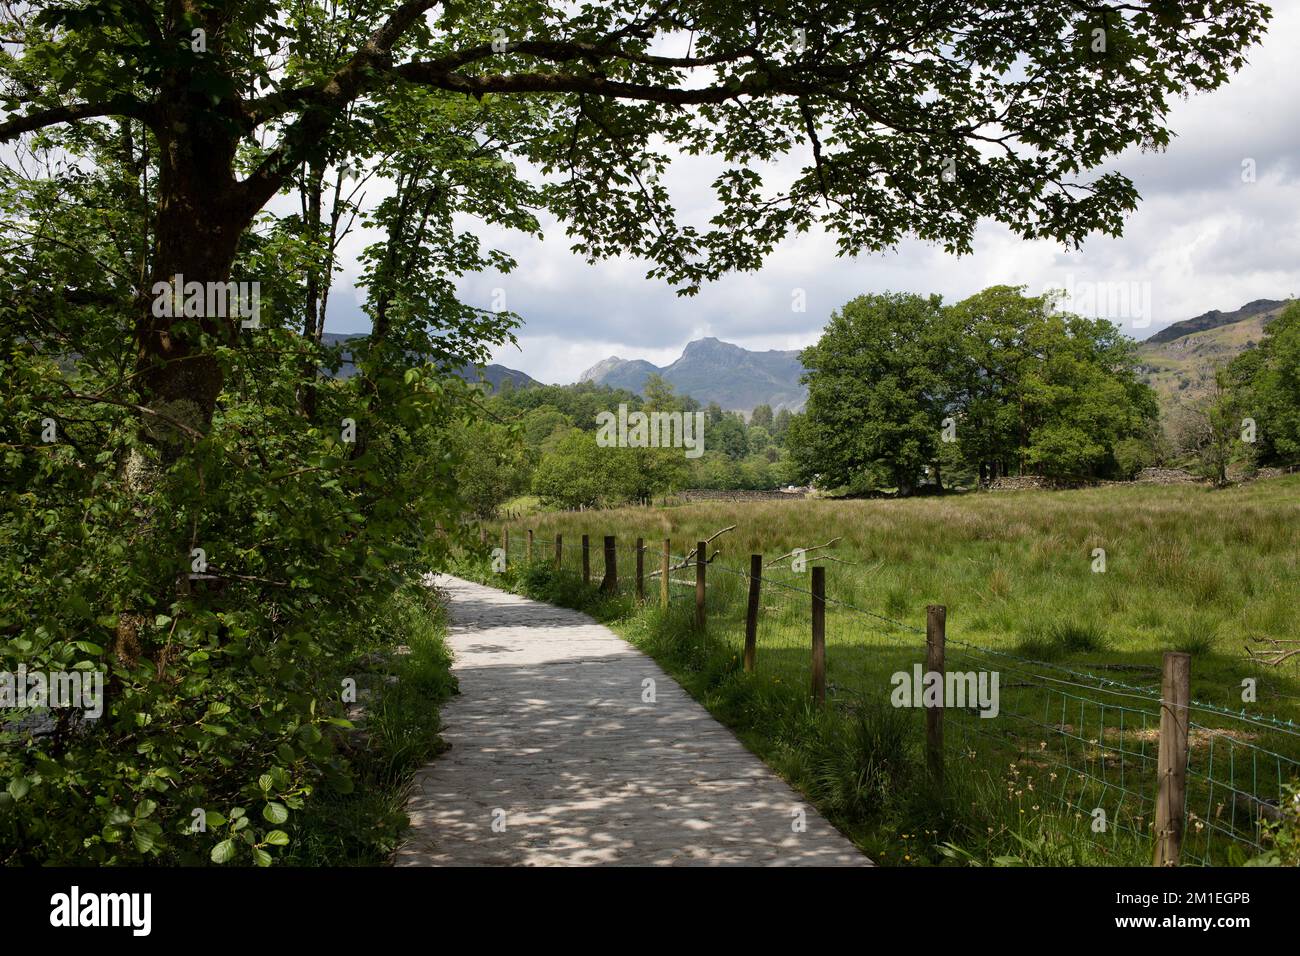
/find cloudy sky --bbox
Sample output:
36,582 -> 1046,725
326,5 -> 1300,386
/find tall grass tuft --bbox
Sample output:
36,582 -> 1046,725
1015,620 -> 1108,661
286,584 -> 458,865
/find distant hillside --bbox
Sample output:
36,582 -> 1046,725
1137,299 -> 1291,413
1145,299 -> 1287,345
579,337 -> 806,414
319,332 -> 537,390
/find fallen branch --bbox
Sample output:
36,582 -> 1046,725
647,548 -> 721,577
646,526 -> 735,574
766,536 -> 842,568
681,525 -> 735,561
1244,635 -> 1300,667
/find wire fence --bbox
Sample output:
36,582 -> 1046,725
479,525 -> 1300,866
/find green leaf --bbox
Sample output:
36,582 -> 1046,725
262,801 -> 288,824
264,829 -> 290,846
210,839 -> 237,864
7,778 -> 30,801
133,827 -> 159,855
252,847 -> 273,867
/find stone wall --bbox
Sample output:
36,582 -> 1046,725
673,488 -> 811,503
985,475 -> 1078,491
984,468 -> 1211,491
1133,467 -> 1203,485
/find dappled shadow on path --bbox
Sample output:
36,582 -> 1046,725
395,576 -> 869,867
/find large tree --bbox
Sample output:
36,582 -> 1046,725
791,287 -> 1158,491
790,291 -> 958,493
1228,300 -> 1300,467
1,0 -> 1270,436
948,285 -> 1157,480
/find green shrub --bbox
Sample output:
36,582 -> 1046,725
0,343 -> 478,866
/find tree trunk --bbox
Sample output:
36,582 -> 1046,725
134,107 -> 248,452
298,159 -> 327,418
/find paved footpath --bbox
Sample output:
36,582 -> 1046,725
395,575 -> 870,866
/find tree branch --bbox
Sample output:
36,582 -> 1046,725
0,97 -> 152,143
234,0 -> 441,214
391,62 -> 803,106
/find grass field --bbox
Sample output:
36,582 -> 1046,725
474,477 -> 1300,865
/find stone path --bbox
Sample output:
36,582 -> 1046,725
395,575 -> 870,866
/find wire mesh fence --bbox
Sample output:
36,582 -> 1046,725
478,522 -> 1300,865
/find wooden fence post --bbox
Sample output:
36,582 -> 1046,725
811,566 -> 826,705
1154,651 -> 1191,867
501,527 -> 509,568
526,529 -> 533,563
581,534 -> 590,586
554,533 -> 562,571
600,536 -> 617,592
479,525 -> 487,546
661,538 -> 670,609
694,540 -> 706,630
744,554 -> 762,673
926,604 -> 946,790
635,537 -> 645,602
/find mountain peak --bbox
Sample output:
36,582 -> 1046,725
680,336 -> 737,355
579,337 -> 806,414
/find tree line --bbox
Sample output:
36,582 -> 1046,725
788,286 -> 1160,494
455,374 -> 800,515
785,287 -> 1300,493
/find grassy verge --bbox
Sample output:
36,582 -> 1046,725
285,582 -> 458,865
502,477 -> 1300,682
463,479 -> 1300,865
